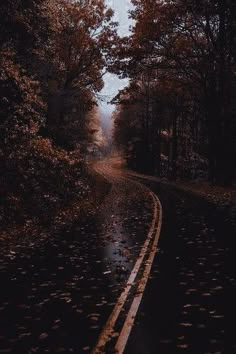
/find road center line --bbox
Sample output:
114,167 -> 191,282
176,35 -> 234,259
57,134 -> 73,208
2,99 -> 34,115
115,193 -> 163,353
92,191 -> 158,353
92,164 -> 162,354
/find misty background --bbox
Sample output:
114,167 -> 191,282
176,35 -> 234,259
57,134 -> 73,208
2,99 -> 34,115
99,0 -> 133,143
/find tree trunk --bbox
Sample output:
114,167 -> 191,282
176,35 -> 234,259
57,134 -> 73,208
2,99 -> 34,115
171,109 -> 178,181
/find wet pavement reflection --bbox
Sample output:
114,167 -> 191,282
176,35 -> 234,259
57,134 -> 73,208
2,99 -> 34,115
0,168 -> 153,353
125,180 -> 236,354
1,163 -> 234,354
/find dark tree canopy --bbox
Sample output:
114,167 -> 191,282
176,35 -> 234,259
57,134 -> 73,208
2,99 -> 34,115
0,0 -> 117,227
113,0 -> 236,185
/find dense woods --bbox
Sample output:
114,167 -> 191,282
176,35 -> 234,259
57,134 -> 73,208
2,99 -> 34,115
113,0 -> 236,186
0,0 -> 116,228
1,0 -> 235,231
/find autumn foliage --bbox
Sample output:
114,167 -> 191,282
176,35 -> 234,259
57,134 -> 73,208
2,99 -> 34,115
0,0 -> 116,229
113,0 -> 236,185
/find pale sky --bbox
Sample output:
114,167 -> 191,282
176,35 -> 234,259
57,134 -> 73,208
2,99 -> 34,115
100,0 -> 133,116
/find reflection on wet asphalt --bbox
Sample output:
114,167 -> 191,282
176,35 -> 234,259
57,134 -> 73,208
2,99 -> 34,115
0,172 -> 153,353
125,181 -> 236,354
1,166 -> 235,354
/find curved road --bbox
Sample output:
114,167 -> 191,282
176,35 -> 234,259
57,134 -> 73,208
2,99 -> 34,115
93,159 -> 162,353
125,169 -> 235,354
0,158 -> 161,353
0,158 -> 234,353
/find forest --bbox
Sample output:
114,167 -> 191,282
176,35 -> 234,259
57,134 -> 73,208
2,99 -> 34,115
113,0 -> 236,186
0,1 -> 235,353
0,0 -> 235,232
0,0 -> 116,230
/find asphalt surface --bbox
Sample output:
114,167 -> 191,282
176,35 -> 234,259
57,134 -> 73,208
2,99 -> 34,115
0,167 -> 153,353
0,164 -> 235,354
125,179 -> 236,354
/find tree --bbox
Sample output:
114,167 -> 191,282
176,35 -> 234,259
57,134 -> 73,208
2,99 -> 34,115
46,0 -> 118,149
0,0 -> 118,227
113,0 -> 235,185
0,0 -> 54,145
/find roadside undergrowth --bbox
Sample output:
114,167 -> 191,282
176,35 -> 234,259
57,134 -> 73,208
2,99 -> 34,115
0,137 -> 110,244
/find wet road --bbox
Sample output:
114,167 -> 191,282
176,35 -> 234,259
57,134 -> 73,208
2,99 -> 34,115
0,160 -> 235,353
0,161 -> 155,353
125,177 -> 236,354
